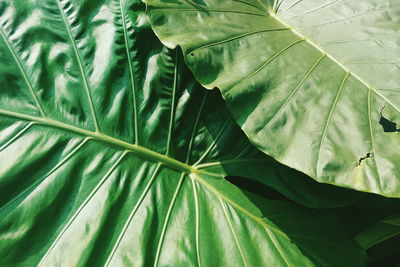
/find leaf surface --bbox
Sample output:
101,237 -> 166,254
144,0 -> 400,197
0,0 -> 364,266
356,213 -> 400,250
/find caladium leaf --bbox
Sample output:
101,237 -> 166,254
0,0 -> 365,266
144,0 -> 400,197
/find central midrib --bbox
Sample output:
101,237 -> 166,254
0,109 -> 290,238
0,109 -> 196,174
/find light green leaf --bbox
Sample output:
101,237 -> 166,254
0,0 -> 365,266
144,0 -> 400,197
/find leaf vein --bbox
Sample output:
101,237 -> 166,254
196,158 -> 269,169
367,88 -> 383,192
193,116 -> 232,166
166,50 -> 179,156
304,2 -> 400,29
224,39 -> 304,95
153,173 -> 186,266
192,173 -> 288,239
262,54 -> 326,130
0,122 -> 34,153
119,0 -> 139,144
57,0 -> 100,132
220,198 -> 248,267
316,72 -> 350,174
38,150 -> 127,266
191,178 -> 202,267
0,137 -> 90,215
232,0 -> 265,12
150,7 -> 268,17
0,27 -> 46,116
188,28 -> 290,55
104,163 -> 162,266
186,91 -> 208,164
285,0 -> 341,19
0,109 -> 194,173
264,227 -> 292,267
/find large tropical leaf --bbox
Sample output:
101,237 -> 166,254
144,0 -> 400,197
0,0 -> 365,266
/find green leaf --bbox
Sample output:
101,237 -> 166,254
0,0 -> 365,266
356,213 -> 400,250
144,0 -> 400,197
356,221 -> 400,250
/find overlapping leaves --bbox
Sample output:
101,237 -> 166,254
0,0 -> 369,266
144,0 -> 400,197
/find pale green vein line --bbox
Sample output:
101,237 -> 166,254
193,116 -> 232,166
196,158 -> 269,169
153,173 -> 186,267
225,39 -> 305,95
185,0 -> 265,13
322,34 -> 400,45
104,163 -> 162,266
0,122 -> 34,153
176,0 -> 265,13
280,0 -> 302,14
356,229 -> 400,250
262,54 -> 326,129
119,0 -> 139,144
57,0 -> 100,132
316,72 -> 350,173
219,198 -> 248,267
371,87 -> 400,114
0,109 -> 194,174
304,2 -> 400,29
344,61 -> 399,65
0,27 -> 46,117
274,0 -> 285,13
196,169 -> 225,179
235,143 -> 253,159
166,50 -> 179,156
150,7 -> 268,17
38,150 -> 127,266
0,137 -> 90,215
232,0 -> 265,12
377,88 -> 400,92
191,178 -> 202,267
192,173 -> 288,239
186,91 -> 208,164
189,28 -> 290,55
286,0 -> 340,19
367,88 -> 383,192
264,227 -> 293,267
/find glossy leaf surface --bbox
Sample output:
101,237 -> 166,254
144,0 -> 400,197
0,0 -> 365,266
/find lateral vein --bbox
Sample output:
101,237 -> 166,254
57,0 -> 100,132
